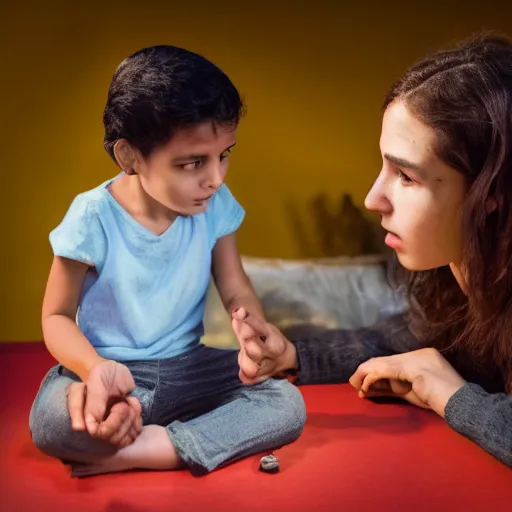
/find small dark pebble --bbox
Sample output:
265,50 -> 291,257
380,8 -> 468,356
259,454 -> 279,473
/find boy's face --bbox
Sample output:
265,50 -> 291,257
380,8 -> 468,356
136,121 -> 237,215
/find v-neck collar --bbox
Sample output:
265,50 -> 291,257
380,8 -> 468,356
103,174 -> 181,240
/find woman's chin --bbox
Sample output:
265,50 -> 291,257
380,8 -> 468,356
396,253 -> 437,272
396,251 -> 447,272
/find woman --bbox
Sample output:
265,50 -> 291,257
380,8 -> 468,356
233,33 -> 512,468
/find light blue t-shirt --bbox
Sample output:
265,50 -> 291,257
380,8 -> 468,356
49,175 -> 245,361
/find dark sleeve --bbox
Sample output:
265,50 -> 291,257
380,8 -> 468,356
444,383 -> 512,468
289,313 -> 421,385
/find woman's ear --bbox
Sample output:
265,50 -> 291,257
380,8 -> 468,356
113,139 -> 138,175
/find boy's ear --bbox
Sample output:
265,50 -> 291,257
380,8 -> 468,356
113,139 -> 138,175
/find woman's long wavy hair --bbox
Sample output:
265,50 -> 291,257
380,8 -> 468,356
385,34 -> 512,393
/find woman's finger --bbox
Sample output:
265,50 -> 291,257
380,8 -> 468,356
387,379 -> 413,395
362,373 -> 385,394
349,363 -> 372,390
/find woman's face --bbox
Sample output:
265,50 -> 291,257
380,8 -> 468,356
365,101 -> 466,271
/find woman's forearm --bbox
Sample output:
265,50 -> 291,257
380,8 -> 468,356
292,314 -> 421,385
445,383 -> 512,468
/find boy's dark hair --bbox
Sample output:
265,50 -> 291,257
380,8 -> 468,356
103,45 -> 245,162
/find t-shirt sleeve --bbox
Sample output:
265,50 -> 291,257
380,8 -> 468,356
49,194 -> 106,268
207,184 -> 245,241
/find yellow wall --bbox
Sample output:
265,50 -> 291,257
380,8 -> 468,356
2,1 -> 511,341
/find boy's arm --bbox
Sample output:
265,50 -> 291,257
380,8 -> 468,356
211,233 -> 265,320
42,256 -> 140,442
42,256 -> 106,381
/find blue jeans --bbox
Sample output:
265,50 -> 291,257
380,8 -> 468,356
29,344 -> 306,475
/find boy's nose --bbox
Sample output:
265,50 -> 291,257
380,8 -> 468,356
206,165 -> 224,190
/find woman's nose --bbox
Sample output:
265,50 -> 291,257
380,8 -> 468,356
364,171 -> 392,215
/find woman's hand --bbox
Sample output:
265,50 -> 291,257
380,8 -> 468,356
349,348 -> 466,417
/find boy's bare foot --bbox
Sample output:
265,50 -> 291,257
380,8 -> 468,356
71,425 -> 180,477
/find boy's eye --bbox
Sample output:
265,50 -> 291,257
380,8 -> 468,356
220,149 -> 231,160
181,159 -> 202,171
397,169 -> 413,184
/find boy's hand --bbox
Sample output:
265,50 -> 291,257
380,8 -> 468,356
231,308 -> 298,384
67,360 -> 142,447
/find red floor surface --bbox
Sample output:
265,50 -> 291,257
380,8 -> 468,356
1,342 -> 510,512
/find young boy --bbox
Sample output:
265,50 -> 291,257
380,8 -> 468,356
29,45 -> 306,476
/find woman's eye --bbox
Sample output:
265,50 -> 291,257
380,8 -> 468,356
220,150 -> 231,160
397,169 -> 413,184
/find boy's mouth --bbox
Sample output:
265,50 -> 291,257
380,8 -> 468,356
194,194 -> 213,202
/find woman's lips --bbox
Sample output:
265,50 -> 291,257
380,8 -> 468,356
384,231 -> 403,250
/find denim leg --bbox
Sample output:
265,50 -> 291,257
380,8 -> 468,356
29,362 -> 157,463
155,346 -> 307,475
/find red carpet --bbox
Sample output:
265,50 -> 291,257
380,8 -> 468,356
1,343 -> 509,512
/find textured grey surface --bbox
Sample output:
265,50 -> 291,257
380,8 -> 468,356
202,255 -> 406,348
